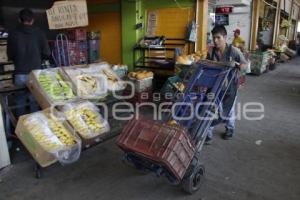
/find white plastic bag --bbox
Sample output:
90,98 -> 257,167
23,111 -> 81,165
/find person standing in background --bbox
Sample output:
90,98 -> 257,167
232,28 -> 249,88
232,28 -> 245,49
7,8 -> 50,117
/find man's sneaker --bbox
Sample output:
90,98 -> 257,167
222,129 -> 234,140
204,137 -> 212,145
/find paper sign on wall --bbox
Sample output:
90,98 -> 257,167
146,11 -> 157,37
46,0 -> 88,30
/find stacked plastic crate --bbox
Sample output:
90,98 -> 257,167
67,29 -> 88,66
87,32 -> 100,63
249,51 -> 271,75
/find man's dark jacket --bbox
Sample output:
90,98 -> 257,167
7,24 -> 50,74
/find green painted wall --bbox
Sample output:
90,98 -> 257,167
89,0 -> 195,69
120,0 -> 195,69
136,0 -> 145,40
121,0 -> 138,69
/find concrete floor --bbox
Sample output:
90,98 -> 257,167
1,58 -> 300,200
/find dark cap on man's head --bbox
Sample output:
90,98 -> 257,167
19,8 -> 34,23
211,25 -> 227,36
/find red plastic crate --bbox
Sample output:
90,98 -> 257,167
67,29 -> 87,41
117,118 -> 195,180
68,41 -> 88,65
49,40 -> 88,66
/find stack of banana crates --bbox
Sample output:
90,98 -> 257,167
249,51 -> 272,75
15,101 -> 110,169
27,62 -> 126,109
16,63 -> 129,170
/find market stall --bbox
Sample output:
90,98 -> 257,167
0,0 -> 131,177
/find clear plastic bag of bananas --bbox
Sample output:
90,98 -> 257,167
63,68 -> 108,99
102,68 -> 126,91
62,100 -> 110,140
35,69 -> 76,102
89,62 -> 127,91
21,111 -> 82,165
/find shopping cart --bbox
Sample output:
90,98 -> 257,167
116,60 -> 238,194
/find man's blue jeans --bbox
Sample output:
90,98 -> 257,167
14,74 -> 39,118
207,97 -> 237,139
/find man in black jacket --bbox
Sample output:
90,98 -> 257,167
7,8 -> 50,117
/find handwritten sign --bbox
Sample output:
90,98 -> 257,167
146,11 -> 157,37
46,0 -> 88,30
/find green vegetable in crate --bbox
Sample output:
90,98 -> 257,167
38,72 -> 75,101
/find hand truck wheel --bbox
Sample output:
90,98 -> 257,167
123,153 -> 149,175
181,162 -> 205,194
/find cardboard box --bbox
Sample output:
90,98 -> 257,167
27,68 -> 77,109
132,77 -> 153,93
0,80 -> 13,89
58,65 -> 108,101
88,62 -> 126,91
59,62 -> 126,97
15,115 -> 57,167
80,132 -> 104,149
0,45 -> 8,62
15,108 -> 80,167
58,100 -> 111,149
3,64 -> 14,71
